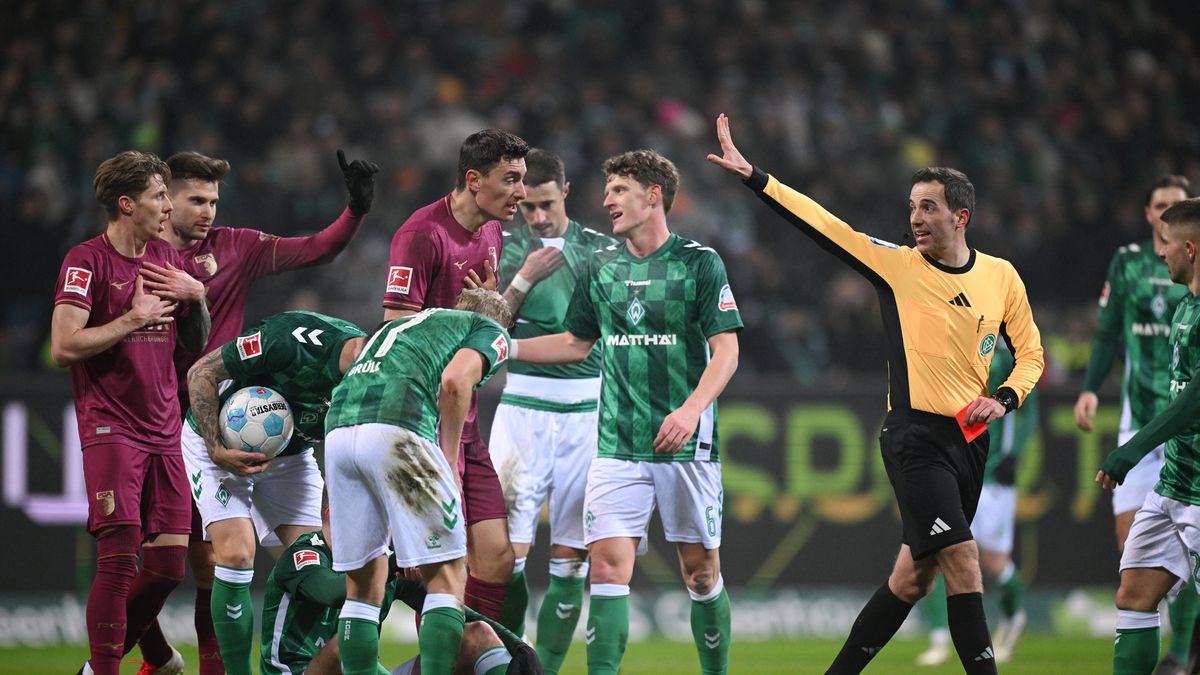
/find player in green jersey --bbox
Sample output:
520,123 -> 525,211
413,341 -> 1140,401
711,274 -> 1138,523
511,150 -> 742,675
1076,175 -> 1193,672
184,311 -> 368,675
481,149 -> 617,668
259,500 -> 541,675
324,289 -> 514,675
917,345 -> 1039,666
1098,199 -> 1200,674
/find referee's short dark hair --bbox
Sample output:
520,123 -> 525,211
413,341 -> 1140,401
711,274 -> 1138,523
912,167 -> 975,224
1162,198 -> 1200,230
1145,175 -> 1192,206
457,129 -> 530,189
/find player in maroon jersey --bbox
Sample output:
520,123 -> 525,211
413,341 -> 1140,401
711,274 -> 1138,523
127,149 -> 378,674
382,129 -> 528,626
51,151 -> 211,675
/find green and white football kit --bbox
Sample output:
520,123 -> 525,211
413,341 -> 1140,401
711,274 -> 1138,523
562,234 -> 743,548
1084,243 -> 1188,514
324,309 -> 510,570
182,311 -> 366,543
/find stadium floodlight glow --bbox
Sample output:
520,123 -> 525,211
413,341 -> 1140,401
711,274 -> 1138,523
2,402 -> 88,525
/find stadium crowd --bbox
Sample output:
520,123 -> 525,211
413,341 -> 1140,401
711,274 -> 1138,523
3,0 -> 1199,383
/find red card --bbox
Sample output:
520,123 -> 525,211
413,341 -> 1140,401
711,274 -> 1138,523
955,404 -> 988,442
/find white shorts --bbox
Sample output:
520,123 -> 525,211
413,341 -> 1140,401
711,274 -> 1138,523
325,423 -> 466,570
489,395 -> 597,550
1112,429 -> 1166,515
1120,491 -> 1200,597
181,424 -> 322,546
584,457 -> 723,549
971,484 -> 1017,554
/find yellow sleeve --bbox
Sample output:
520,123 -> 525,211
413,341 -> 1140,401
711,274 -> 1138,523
996,262 -> 1044,405
749,168 -> 904,285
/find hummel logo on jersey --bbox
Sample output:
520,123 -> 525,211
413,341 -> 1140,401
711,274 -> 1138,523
948,292 -> 972,307
555,602 -> 576,619
225,603 -> 243,620
585,626 -> 597,645
704,632 -> 721,649
929,517 -> 951,535
974,646 -> 994,661
291,327 -> 324,345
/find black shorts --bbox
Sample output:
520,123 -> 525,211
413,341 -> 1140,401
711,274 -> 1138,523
880,410 -> 989,560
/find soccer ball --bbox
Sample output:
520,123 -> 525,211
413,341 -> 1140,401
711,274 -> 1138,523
220,386 -> 294,458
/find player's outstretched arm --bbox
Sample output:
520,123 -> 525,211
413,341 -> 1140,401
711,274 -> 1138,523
1096,363 -> 1200,487
337,148 -> 381,216
438,349 -> 487,475
706,114 -> 753,179
513,332 -> 595,365
50,275 -> 176,367
654,330 -> 739,454
187,349 -> 270,475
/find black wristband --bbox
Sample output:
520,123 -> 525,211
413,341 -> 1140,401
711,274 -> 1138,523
991,387 -> 1018,413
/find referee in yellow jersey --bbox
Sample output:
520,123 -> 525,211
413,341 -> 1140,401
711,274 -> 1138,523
709,114 -> 1044,675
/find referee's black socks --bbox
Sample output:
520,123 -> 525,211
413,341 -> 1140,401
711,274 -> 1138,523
826,583 -> 913,674
948,591 -> 997,674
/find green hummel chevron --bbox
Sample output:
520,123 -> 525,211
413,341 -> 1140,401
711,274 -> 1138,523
441,499 -> 459,529
187,311 -> 367,458
193,484 -> 202,499
562,235 -> 743,462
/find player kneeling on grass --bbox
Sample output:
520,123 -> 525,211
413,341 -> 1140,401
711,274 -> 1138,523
324,289 -> 513,675
185,311 -> 368,675
1097,198 -> 1200,675
260,499 -> 541,675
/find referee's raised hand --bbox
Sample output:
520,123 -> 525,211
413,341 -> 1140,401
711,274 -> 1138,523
706,113 -> 753,179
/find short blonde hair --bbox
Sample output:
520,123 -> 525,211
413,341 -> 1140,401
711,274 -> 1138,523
455,288 -> 513,328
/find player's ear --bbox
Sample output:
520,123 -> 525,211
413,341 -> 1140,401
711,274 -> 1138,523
119,195 -> 134,215
649,184 -> 661,208
561,181 -> 570,200
957,208 -> 971,230
466,169 -> 482,192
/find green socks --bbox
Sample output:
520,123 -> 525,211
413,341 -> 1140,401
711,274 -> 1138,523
689,576 -> 731,675
1114,610 -> 1160,674
586,584 -> 630,675
1168,580 -> 1199,660
420,594 -> 466,675
997,561 -> 1023,618
337,599 -> 381,675
536,558 -> 588,674
499,556 -> 529,635
923,574 -> 949,630
211,565 -> 254,675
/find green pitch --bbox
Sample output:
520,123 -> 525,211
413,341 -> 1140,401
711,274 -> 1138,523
0,635 -> 1113,673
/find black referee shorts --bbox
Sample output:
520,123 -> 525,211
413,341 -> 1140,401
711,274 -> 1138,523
880,409 -> 989,561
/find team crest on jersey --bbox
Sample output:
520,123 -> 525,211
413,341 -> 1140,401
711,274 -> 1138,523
63,267 -> 92,296
979,333 -> 997,357
387,266 -> 413,294
1099,281 -> 1110,308
488,246 -> 498,270
627,297 -> 645,325
491,335 -> 509,363
293,550 -> 319,570
237,332 -> 263,360
1152,293 -> 1168,320
95,490 -> 115,517
194,253 -> 218,276
718,284 -> 738,311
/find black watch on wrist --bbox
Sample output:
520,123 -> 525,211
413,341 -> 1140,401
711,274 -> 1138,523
991,387 -> 1018,413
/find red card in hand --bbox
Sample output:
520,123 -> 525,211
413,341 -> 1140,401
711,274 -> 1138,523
955,404 -> 988,443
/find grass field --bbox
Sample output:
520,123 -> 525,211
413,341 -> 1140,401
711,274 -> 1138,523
1,635 -> 1113,673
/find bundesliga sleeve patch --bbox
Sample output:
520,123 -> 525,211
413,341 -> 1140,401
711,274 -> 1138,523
1098,281 -> 1110,308
718,284 -> 738,311
236,332 -> 263,360
491,334 -> 509,363
293,549 -> 319,570
386,266 -> 413,295
63,267 -> 93,296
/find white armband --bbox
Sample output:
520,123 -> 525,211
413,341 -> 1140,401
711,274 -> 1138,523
509,339 -> 519,361
509,274 -> 533,294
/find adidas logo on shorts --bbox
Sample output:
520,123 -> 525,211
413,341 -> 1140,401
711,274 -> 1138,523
929,517 -> 951,536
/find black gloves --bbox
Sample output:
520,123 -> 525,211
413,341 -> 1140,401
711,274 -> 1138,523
337,149 -> 380,215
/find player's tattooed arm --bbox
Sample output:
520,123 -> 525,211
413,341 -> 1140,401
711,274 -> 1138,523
187,350 -> 269,476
